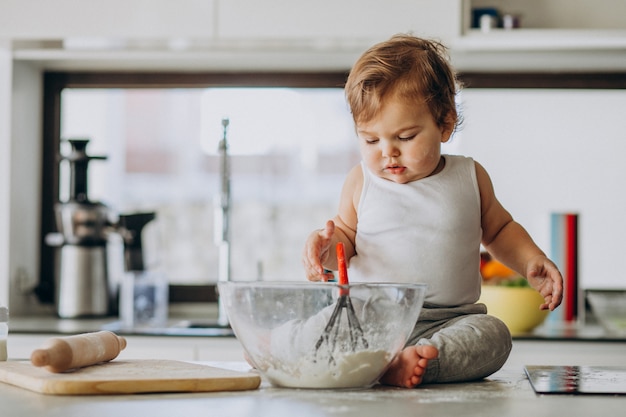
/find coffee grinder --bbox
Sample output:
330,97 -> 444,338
47,138 -> 114,318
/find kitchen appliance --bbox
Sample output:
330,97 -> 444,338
47,139 -> 114,318
118,212 -> 167,329
47,139 -> 159,319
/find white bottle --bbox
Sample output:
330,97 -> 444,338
0,307 -> 8,361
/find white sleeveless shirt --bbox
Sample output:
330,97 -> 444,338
349,155 -> 483,307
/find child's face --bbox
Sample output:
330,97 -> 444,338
356,93 -> 452,184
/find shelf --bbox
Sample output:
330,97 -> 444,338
455,29 -> 626,52
10,29 -> 626,73
448,28 -> 626,72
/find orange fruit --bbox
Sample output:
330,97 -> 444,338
481,260 -> 516,280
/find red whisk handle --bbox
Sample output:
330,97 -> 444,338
336,242 -> 349,288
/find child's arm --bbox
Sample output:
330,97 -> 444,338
476,161 -> 563,311
302,220 -> 337,281
302,165 -> 361,281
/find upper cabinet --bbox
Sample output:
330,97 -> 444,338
0,0 -> 218,39
0,0 -> 462,40
2,0 -> 626,71
216,0 -> 461,41
3,0 -> 462,71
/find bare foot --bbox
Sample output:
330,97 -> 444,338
380,345 -> 439,388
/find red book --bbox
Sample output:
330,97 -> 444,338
564,214 -> 578,321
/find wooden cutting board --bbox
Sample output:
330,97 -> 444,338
0,359 -> 261,395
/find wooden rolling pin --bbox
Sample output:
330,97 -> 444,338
30,331 -> 127,373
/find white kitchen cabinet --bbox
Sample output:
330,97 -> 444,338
6,0 -> 463,72
0,0 -> 461,42
0,0 -> 217,39
217,0 -> 461,42
4,0 -> 626,72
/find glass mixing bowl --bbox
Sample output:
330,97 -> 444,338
218,281 -> 427,389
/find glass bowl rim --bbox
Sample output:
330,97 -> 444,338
217,281 -> 428,290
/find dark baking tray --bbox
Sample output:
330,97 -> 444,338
525,365 -> 626,395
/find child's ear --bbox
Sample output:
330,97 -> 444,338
440,114 -> 456,143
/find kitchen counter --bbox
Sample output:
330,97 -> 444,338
2,340 -> 626,417
8,311 -> 626,341
7,303 -> 235,337
10,297 -> 626,340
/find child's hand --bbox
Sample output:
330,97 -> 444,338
525,255 -> 564,311
302,220 -> 336,282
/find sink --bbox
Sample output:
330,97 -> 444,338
101,301 -> 235,337
8,304 -> 234,338
101,320 -> 235,337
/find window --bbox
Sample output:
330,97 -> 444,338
40,71 -> 625,304
39,72 -> 356,302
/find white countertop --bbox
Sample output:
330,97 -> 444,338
2,340 -> 626,417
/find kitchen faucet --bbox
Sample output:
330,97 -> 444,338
216,118 -> 231,327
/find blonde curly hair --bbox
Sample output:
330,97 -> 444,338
345,34 -> 461,132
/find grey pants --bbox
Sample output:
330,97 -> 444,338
406,303 -> 512,384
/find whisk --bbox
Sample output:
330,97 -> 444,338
315,242 -> 368,360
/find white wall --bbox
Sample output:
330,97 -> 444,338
0,56 -> 45,314
0,42 -> 12,308
453,89 -> 626,290
8,61 -> 44,315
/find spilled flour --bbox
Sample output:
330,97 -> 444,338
261,349 -> 391,388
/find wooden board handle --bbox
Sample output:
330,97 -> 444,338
31,331 -> 127,373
